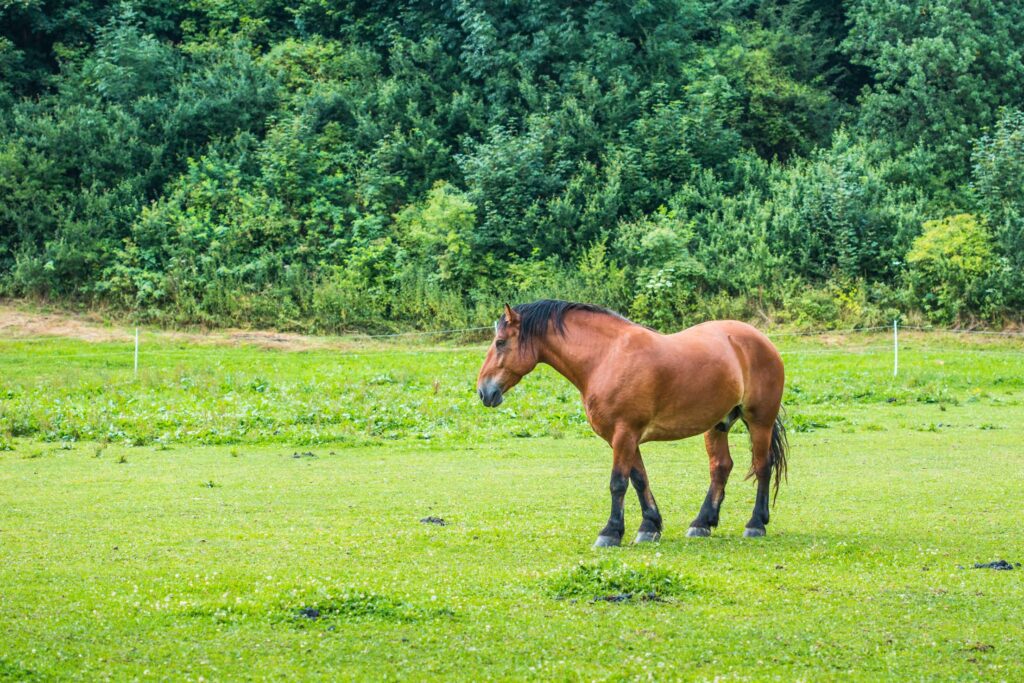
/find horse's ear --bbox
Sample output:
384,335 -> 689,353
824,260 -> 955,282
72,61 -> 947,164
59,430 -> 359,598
503,303 -> 520,327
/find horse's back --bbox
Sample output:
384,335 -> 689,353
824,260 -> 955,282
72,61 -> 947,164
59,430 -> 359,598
673,320 -> 780,364
673,320 -> 784,422
673,319 -> 770,343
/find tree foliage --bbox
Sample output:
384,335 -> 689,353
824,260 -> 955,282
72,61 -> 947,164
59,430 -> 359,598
1,0 -> 1022,329
906,214 -> 997,323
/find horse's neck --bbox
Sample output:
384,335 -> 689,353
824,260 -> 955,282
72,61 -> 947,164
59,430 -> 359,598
537,313 -> 630,393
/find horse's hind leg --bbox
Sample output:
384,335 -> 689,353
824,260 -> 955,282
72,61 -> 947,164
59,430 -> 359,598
686,429 -> 733,537
743,421 -> 774,537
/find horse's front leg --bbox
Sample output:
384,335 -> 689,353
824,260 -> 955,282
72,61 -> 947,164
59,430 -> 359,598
593,432 -> 643,548
629,455 -> 663,543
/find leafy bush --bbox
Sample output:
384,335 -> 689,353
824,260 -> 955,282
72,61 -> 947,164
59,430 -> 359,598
392,182 -> 479,291
906,214 -> 997,323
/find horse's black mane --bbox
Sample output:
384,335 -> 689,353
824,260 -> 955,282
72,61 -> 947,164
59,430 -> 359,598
499,299 -> 631,348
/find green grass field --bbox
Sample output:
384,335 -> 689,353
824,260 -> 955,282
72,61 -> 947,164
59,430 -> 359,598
2,329 -> 1023,680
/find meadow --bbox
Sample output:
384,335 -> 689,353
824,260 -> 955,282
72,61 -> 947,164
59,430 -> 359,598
1,327 -> 1023,680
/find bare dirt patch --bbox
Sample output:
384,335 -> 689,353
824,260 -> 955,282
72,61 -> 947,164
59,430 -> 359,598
214,329 -> 340,351
0,306 -> 132,343
0,304 -> 333,349
0,303 -> 486,353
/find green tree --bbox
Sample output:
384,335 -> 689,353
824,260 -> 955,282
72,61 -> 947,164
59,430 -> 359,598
971,108 -> 1024,310
844,0 -> 1024,190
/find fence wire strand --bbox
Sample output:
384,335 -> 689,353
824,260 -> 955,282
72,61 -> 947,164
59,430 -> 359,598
1,322 -> 1023,364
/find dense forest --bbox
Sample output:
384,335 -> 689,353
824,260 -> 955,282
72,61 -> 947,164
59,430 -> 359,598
2,1 -> 1023,332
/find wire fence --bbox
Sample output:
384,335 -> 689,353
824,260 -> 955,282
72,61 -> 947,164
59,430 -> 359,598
1,321 -> 1023,374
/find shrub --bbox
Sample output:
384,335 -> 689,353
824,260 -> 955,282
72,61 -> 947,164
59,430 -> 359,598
905,214 -> 997,324
392,182 -> 479,291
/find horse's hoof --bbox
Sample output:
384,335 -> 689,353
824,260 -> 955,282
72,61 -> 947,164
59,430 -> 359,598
633,531 -> 661,544
593,535 -> 622,548
743,527 -> 766,538
685,526 -> 711,538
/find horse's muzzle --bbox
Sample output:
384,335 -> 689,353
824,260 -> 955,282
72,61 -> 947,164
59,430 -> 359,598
478,380 -> 503,407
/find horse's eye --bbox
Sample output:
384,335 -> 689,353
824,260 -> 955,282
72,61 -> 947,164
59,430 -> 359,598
495,339 -> 508,349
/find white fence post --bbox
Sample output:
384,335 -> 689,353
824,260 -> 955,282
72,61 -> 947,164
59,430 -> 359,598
892,319 -> 898,377
134,327 -> 139,377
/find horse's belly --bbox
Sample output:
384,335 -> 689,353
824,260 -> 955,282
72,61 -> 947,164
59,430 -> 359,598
639,395 -> 737,442
640,419 -> 712,443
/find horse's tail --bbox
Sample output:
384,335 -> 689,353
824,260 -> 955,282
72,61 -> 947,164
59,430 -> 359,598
769,408 -> 789,506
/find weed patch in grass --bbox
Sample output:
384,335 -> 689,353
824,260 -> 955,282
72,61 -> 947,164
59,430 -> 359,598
547,561 -> 695,602
180,591 -> 453,628
789,412 -> 847,432
288,593 -> 453,625
0,657 -> 41,682
914,422 -> 950,432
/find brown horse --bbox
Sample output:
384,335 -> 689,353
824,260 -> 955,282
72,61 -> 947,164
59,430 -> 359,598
476,300 -> 788,547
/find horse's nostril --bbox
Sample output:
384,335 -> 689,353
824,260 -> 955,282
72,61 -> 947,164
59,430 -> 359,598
478,382 -> 502,406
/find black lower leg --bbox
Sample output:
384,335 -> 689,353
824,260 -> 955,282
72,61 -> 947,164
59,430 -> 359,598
598,470 -> 628,541
629,467 -> 662,533
689,486 -> 724,530
745,477 -> 770,532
